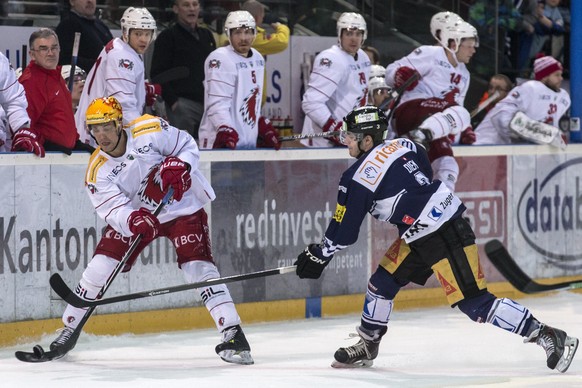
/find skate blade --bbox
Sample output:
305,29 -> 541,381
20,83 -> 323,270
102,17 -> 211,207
218,350 -> 254,365
331,359 -> 374,369
556,336 -> 578,373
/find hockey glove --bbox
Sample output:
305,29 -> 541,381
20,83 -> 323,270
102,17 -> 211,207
295,244 -> 331,279
213,125 -> 239,149
145,82 -> 162,107
394,66 -> 420,91
322,117 -> 344,147
159,156 -> 192,202
459,127 -> 476,145
406,128 -> 433,150
11,127 -> 45,157
128,207 -> 160,240
257,116 -> 281,150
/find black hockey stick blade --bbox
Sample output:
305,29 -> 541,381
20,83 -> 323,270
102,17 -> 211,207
485,239 -> 582,293
378,71 -> 421,111
15,346 -> 70,363
51,265 -> 297,308
150,66 -> 189,84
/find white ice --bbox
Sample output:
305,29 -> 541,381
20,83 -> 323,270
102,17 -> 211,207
1,292 -> 581,388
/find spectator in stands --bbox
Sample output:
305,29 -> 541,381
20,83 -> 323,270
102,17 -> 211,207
470,73 -> 513,127
0,54 -> 30,153
16,28 -> 93,156
61,65 -> 87,113
362,45 -> 380,65
74,7 -> 158,146
198,11 -> 279,150
529,0 -> 565,62
516,0 -> 538,77
56,0 -> 114,73
150,0 -> 216,139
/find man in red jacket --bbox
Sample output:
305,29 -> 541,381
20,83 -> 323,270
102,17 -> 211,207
13,28 -> 94,156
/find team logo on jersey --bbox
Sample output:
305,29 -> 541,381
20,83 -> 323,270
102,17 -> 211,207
119,58 -> 134,70
333,204 -> 346,223
427,206 -> 443,222
319,58 -> 332,67
208,59 -> 221,69
137,164 -> 166,207
402,214 -> 415,225
87,183 -> 98,194
239,86 -> 260,126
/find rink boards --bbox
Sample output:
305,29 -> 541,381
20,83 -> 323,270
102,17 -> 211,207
1,145 -> 582,346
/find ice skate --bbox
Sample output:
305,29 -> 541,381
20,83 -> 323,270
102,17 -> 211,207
332,327 -> 381,368
525,324 -> 579,373
215,325 -> 254,365
50,326 -> 77,352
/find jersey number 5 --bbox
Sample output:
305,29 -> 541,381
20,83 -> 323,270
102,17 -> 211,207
251,70 -> 256,84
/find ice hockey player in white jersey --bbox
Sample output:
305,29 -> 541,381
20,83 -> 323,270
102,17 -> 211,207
300,12 -> 371,147
198,11 -> 278,150
294,105 -> 578,372
74,7 -> 158,146
49,97 -> 253,365
475,55 -> 570,147
385,19 -> 478,192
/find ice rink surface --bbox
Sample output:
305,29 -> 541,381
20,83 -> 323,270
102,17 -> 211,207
1,292 -> 581,388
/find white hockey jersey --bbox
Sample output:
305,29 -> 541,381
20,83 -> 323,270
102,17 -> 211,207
75,38 -> 146,146
385,45 -> 470,106
85,114 -> 215,237
474,80 -> 570,145
301,45 -> 370,147
198,45 -> 265,149
0,52 -> 30,134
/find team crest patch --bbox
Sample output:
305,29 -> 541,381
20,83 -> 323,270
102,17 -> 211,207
319,58 -> 332,67
208,59 -> 221,69
86,183 -> 98,194
427,206 -> 443,221
333,204 -> 346,223
118,58 -> 134,70
402,214 -> 415,225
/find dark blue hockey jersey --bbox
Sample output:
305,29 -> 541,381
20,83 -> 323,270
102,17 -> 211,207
321,138 -> 466,258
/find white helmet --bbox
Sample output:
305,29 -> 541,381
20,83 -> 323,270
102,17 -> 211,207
120,7 -> 157,42
368,76 -> 390,98
61,65 -> 86,81
224,10 -> 256,44
439,21 -> 479,53
337,12 -> 367,43
369,64 -> 386,79
430,11 -> 463,41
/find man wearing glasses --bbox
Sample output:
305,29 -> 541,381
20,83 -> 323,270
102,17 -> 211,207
13,28 -> 93,156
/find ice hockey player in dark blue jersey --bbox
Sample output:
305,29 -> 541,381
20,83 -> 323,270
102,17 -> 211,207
294,105 -> 578,372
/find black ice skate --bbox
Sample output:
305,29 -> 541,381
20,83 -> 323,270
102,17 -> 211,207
525,324 -> 579,373
332,326 -> 381,368
215,325 -> 254,365
50,326 -> 77,351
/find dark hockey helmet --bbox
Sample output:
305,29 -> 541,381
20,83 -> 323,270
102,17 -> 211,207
341,105 -> 387,145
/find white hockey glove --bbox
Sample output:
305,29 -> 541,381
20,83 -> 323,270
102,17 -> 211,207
509,112 -> 566,150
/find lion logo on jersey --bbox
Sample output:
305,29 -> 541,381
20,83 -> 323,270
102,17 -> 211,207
239,86 -> 260,126
137,164 -> 167,207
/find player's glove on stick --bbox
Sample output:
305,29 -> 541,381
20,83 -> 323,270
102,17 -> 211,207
322,117 -> 344,147
11,127 -> 45,157
459,127 -> 476,144
213,125 -> 239,149
295,244 -> 331,279
394,66 -> 420,91
257,116 -> 281,150
128,207 -> 160,240
145,82 -> 162,107
159,156 -> 191,201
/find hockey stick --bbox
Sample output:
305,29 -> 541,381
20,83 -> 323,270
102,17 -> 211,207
378,71 -> 421,112
150,66 -> 189,85
15,188 -> 174,363
485,239 -> 582,293
470,90 -> 500,118
278,131 -> 340,142
67,32 -> 81,92
51,265 -> 297,308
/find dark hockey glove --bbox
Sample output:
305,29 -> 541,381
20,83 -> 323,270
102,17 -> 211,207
394,66 -> 420,91
159,156 -> 191,201
128,207 -> 160,240
213,125 -> 239,149
295,244 -> 331,279
257,116 -> 281,150
459,127 -> 476,145
145,82 -> 162,107
322,117 -> 344,147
